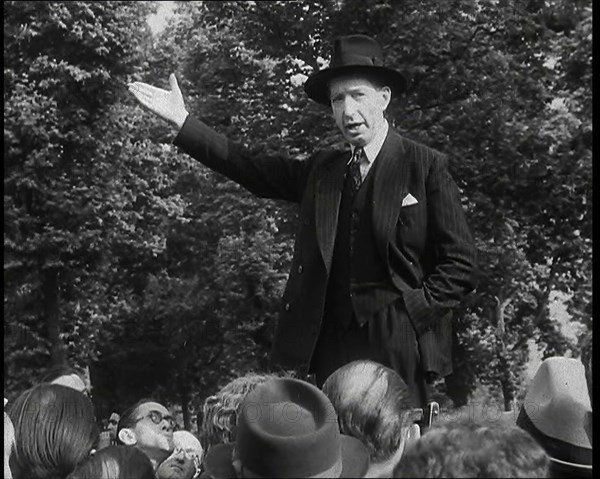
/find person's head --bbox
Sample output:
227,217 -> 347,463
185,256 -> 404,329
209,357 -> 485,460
303,34 -> 406,147
202,377 -> 370,478
66,445 -> 155,479
393,418 -> 549,478
322,360 -> 419,477
516,357 -> 592,477
7,383 -> 99,479
156,430 -> 203,479
201,372 -> 281,451
42,364 -> 91,398
4,411 -> 15,479
117,398 -> 175,468
107,412 -> 121,439
329,73 -> 391,148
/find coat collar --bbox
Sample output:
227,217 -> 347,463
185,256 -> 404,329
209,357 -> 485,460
371,129 -> 410,265
315,150 -> 347,271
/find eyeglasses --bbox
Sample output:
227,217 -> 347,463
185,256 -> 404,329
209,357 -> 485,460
134,410 -> 176,429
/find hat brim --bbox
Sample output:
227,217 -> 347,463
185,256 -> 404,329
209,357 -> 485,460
202,435 -> 369,478
516,407 -> 593,470
304,65 -> 407,106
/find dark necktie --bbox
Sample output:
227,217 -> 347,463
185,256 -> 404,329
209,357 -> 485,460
347,147 -> 365,195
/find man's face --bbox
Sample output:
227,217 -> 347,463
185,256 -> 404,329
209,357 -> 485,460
131,402 -> 175,454
155,449 -> 197,479
329,75 -> 391,147
107,413 -> 120,438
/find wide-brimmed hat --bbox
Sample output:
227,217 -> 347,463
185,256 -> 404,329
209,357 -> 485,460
203,378 -> 369,478
304,34 -> 407,106
516,357 -> 592,474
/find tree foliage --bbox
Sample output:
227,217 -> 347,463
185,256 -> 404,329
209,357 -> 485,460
4,0 -> 591,418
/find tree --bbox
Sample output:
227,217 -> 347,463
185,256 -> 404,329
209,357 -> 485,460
4,1 -> 161,395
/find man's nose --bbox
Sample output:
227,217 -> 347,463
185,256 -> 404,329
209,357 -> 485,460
342,97 -> 358,118
161,421 -> 173,432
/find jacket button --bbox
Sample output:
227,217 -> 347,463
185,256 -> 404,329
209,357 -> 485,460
284,303 -> 291,311
298,265 -> 303,273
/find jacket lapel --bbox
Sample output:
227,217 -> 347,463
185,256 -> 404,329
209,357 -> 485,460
372,130 -> 410,264
315,151 -> 348,272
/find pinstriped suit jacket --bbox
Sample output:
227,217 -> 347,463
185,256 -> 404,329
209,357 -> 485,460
174,115 -> 477,377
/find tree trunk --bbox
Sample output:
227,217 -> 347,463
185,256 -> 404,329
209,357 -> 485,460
181,387 -> 191,431
494,294 -> 514,411
42,267 -> 66,366
500,367 -> 515,411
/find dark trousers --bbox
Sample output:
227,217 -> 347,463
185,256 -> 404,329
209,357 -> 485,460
310,298 -> 430,408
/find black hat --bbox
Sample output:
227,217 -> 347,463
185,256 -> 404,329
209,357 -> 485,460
304,34 -> 407,105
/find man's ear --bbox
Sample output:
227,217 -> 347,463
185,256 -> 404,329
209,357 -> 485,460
118,428 -> 137,446
378,86 -> 391,111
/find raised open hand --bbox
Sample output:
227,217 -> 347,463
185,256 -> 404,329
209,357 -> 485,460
128,73 -> 189,129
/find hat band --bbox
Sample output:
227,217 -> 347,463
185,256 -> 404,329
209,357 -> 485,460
233,447 -> 343,478
517,409 -> 592,468
237,458 -> 343,478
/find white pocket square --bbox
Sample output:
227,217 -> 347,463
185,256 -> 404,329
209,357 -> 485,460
402,193 -> 418,207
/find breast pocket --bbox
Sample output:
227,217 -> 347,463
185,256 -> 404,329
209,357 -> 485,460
399,203 -> 423,228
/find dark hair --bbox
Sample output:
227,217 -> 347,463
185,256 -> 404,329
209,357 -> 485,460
393,418 -> 549,478
580,331 -> 592,402
41,364 -> 87,383
7,384 -> 99,479
322,360 -> 415,463
66,445 -> 155,479
117,397 -> 159,439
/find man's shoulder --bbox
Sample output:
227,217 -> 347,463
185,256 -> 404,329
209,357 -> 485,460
392,130 -> 446,161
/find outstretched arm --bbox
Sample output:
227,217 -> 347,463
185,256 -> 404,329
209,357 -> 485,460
128,73 -> 189,130
127,73 -> 315,203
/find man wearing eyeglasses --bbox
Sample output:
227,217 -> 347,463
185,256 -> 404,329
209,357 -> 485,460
117,398 -> 176,470
156,430 -> 204,479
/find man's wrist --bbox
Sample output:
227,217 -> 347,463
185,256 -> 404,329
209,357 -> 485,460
174,110 -> 189,130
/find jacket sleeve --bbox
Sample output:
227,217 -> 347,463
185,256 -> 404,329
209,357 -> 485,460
172,115 -> 314,203
402,154 -> 478,335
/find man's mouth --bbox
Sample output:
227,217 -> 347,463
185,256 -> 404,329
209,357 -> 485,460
345,123 -> 363,132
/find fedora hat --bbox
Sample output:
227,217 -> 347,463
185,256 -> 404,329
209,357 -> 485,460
304,34 -> 407,106
516,357 -> 592,474
203,378 -> 369,478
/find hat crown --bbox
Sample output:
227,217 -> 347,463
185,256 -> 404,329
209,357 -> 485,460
303,33 -> 407,105
331,34 -> 384,68
518,357 -> 592,469
235,378 -> 343,477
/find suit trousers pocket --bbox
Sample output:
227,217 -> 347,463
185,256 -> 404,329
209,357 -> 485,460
367,299 -> 420,385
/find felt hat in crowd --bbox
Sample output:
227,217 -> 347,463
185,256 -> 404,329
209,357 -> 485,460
203,378 -> 369,478
304,34 -> 407,106
516,357 -> 592,475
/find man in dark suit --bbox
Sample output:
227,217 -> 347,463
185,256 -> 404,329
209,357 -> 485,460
128,35 -> 477,407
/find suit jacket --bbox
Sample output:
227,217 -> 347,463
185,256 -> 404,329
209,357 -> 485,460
174,116 -> 477,377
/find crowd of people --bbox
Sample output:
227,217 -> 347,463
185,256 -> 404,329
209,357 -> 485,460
4,341 -> 592,479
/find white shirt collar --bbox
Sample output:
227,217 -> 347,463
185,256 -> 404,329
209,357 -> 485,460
350,119 -> 389,164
